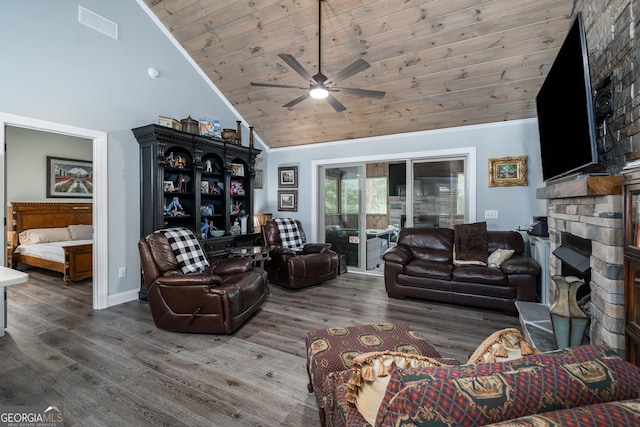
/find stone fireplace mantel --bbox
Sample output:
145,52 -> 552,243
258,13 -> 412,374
530,175 -> 624,354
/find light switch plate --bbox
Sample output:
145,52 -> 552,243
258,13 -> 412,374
484,210 -> 499,219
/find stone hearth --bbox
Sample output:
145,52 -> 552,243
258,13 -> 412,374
536,176 -> 624,354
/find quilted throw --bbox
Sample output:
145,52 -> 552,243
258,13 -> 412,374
274,218 -> 306,250
374,345 -> 640,427
158,227 -> 209,274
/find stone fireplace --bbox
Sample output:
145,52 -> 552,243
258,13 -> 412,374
537,176 -> 624,354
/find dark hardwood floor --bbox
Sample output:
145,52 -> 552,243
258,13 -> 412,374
1,268 -> 519,426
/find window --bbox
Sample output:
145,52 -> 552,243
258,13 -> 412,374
342,178 -> 360,214
325,178 -> 338,214
366,177 -> 388,215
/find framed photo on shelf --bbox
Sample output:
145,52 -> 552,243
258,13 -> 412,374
277,190 -> 298,212
46,156 -> 93,198
278,166 -> 298,188
230,163 -> 245,177
254,169 -> 264,189
488,156 -> 528,187
200,181 -> 210,194
198,118 -> 221,138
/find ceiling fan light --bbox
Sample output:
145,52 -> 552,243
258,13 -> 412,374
310,87 -> 329,99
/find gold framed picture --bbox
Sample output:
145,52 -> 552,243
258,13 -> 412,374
254,169 -> 264,189
488,156 -> 528,187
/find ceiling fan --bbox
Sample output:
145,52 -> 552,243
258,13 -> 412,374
250,0 -> 385,112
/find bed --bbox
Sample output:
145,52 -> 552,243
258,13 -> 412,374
9,202 -> 93,285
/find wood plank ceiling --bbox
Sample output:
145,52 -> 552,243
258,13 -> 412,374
143,0 -> 574,149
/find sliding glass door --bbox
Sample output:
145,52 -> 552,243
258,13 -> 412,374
319,156 -> 468,273
410,159 -> 466,229
323,166 -> 363,269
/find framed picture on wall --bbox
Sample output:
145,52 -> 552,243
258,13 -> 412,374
46,156 -> 93,198
488,156 -> 528,187
277,190 -> 298,211
278,166 -> 298,188
254,169 -> 264,189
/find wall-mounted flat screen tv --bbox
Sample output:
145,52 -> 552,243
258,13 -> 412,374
536,12 -> 599,182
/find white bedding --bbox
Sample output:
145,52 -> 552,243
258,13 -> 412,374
15,240 -> 92,263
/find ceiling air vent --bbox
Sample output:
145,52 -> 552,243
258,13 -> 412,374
78,5 -> 118,40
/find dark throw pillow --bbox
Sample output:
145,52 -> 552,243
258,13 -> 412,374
454,221 -> 489,263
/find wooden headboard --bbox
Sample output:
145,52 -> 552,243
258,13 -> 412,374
10,202 -> 93,234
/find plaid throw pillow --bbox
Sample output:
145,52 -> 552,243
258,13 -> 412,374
274,218 -> 305,250
159,227 -> 209,274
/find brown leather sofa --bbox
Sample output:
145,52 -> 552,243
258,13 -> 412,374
383,227 -> 540,314
262,219 -> 339,289
138,232 -> 268,333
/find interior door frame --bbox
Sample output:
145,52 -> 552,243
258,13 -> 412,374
320,163 -> 366,270
0,112 -> 109,309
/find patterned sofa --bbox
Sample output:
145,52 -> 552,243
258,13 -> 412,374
326,345 -> 640,426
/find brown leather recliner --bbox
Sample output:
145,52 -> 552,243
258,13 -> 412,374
138,232 -> 268,334
262,219 -> 339,289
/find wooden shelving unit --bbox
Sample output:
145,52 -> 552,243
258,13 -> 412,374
133,124 -> 261,300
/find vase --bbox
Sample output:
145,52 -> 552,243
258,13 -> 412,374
549,275 -> 588,349
180,115 -> 198,134
221,128 -> 237,143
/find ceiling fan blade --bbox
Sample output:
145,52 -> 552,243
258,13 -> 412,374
250,82 -> 309,90
326,94 -> 347,112
278,53 -> 315,83
325,59 -> 371,86
331,87 -> 386,99
283,92 -> 310,108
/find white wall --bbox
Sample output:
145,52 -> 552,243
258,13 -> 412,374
263,119 -> 547,239
0,1 -> 259,299
6,127 -> 92,202
0,1 -> 547,302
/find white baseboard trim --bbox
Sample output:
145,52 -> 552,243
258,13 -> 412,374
107,289 -> 139,307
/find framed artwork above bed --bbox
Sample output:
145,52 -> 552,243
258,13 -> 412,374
46,156 -> 93,198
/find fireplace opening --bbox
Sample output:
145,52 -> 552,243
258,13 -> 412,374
551,232 -> 592,341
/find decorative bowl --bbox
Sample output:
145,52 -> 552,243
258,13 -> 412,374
210,230 -> 225,237
221,128 -> 237,142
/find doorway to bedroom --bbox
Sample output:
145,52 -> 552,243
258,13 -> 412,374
1,113 -> 108,309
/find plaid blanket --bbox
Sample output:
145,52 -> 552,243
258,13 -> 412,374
274,218 -> 306,250
158,227 -> 209,274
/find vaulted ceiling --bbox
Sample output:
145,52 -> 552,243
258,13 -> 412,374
143,0 -> 574,149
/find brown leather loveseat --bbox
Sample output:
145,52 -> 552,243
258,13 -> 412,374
383,225 -> 540,314
138,231 -> 268,333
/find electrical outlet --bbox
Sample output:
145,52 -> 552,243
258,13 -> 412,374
484,210 -> 499,219
118,267 -> 127,278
